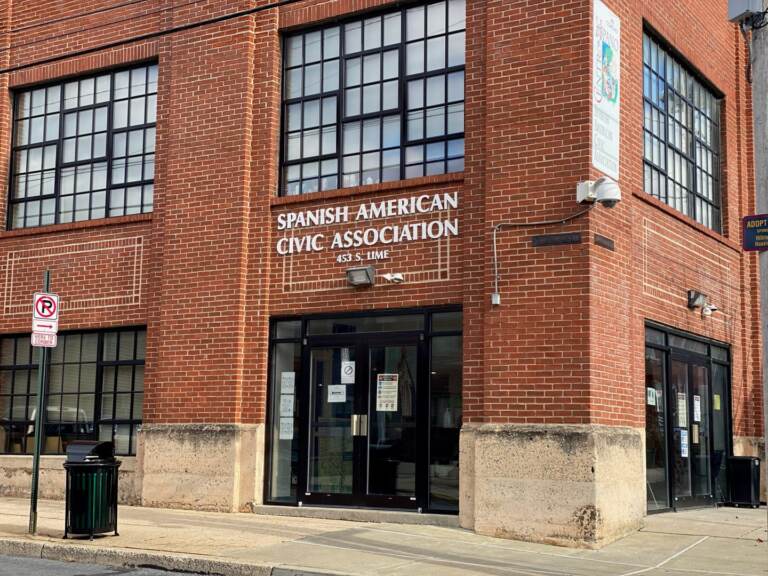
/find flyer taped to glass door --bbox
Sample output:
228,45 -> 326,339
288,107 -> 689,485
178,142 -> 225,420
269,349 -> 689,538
376,373 -> 399,412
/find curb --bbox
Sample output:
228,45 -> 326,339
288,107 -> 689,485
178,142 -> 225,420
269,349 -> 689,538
0,536 -> 344,576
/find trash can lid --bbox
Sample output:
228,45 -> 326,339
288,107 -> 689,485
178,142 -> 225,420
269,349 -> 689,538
65,440 -> 115,463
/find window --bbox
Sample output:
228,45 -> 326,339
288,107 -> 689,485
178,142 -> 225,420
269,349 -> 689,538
643,34 -> 721,231
9,64 -> 157,229
0,329 -> 145,455
281,0 -> 466,196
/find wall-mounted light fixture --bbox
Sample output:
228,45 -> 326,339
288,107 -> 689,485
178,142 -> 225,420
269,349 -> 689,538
687,290 -> 708,309
346,266 -> 376,287
688,290 -> 719,318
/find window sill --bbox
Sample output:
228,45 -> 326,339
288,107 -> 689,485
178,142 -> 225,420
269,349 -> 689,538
270,173 -> 465,207
632,189 -> 741,253
0,213 -> 153,240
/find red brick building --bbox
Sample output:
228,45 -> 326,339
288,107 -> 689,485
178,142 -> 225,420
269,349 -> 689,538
0,0 -> 763,548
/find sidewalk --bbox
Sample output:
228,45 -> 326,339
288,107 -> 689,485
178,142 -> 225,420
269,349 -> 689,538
0,497 -> 765,576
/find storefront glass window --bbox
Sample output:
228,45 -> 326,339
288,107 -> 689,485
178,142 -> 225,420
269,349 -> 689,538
711,362 -> 729,502
645,347 -> 668,510
0,329 -> 145,456
429,335 -> 462,511
308,314 -> 424,335
432,311 -> 462,332
269,342 -> 302,502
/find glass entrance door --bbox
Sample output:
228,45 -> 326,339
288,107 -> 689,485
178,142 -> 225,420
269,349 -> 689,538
307,346 -> 357,499
303,337 -> 421,508
367,344 -> 418,505
669,357 -> 714,508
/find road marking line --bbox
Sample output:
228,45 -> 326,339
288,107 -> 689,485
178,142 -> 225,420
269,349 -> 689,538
618,536 -> 709,576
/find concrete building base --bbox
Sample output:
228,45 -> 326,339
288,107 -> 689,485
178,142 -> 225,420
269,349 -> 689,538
139,423 -> 264,512
0,455 -> 141,505
460,423 -> 645,549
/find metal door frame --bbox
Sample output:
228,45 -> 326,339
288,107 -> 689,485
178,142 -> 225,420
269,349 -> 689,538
299,332 -> 427,510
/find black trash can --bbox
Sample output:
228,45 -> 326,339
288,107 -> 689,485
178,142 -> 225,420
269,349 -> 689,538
727,456 -> 761,508
63,440 -> 121,539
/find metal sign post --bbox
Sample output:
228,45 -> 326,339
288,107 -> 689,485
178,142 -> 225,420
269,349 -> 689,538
29,270 -> 55,535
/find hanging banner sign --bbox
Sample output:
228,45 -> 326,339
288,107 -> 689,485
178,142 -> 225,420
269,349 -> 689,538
592,0 -> 621,179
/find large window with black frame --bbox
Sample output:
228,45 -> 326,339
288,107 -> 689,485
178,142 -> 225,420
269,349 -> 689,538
0,329 -> 145,456
8,64 -> 157,229
281,0 -> 466,196
642,33 -> 721,231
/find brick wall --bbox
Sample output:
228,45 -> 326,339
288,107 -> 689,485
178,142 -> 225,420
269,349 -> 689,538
0,0 -> 761,440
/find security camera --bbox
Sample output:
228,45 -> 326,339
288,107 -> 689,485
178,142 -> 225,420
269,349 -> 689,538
382,272 -> 405,284
702,303 -> 719,317
576,176 -> 621,208
594,177 -> 621,208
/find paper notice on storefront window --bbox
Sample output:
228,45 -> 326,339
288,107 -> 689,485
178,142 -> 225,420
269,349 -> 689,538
279,417 -> 293,440
680,430 -> 689,458
692,423 -> 699,445
646,387 -> 656,406
714,394 -> 721,411
693,395 -> 701,422
280,372 -> 296,395
376,373 -> 399,412
280,394 -> 294,417
341,361 -> 355,384
677,393 -> 687,427
328,384 -> 346,403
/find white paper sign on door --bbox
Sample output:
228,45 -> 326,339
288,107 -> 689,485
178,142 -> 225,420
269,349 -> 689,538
677,393 -> 687,427
646,387 -> 656,406
280,395 -> 294,417
693,395 -> 701,422
680,430 -> 689,458
328,384 -> 346,403
280,372 -> 296,395
376,373 -> 399,412
279,417 -> 293,440
341,361 -> 356,384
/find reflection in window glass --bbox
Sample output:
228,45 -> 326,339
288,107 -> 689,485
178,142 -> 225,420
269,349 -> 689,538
430,335 -> 462,511
643,34 -> 721,231
645,347 -> 668,511
10,65 -> 157,228
269,342 -> 301,502
282,1 -> 466,195
0,329 -> 145,456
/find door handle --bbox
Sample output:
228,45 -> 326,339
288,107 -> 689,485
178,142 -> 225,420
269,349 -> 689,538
351,414 -> 368,437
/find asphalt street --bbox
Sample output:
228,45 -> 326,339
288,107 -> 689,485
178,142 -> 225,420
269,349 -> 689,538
0,555 -> 204,576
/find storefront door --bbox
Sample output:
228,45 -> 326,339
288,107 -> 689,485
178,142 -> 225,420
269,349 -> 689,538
669,356 -> 714,508
645,325 -> 730,512
303,335 -> 423,509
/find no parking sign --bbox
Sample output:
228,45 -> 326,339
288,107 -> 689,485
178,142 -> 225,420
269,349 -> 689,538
32,292 -> 59,347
